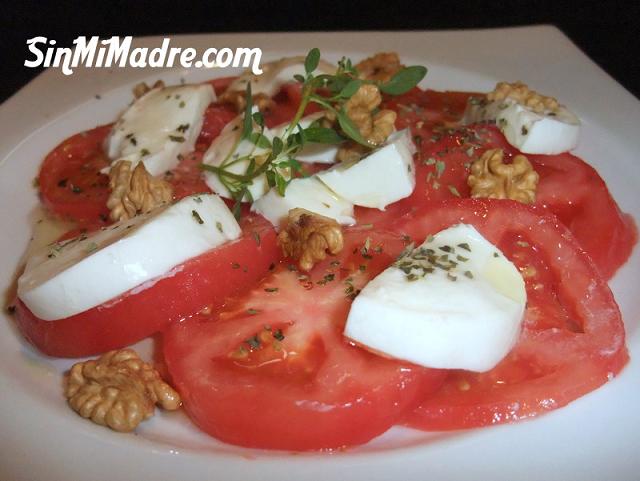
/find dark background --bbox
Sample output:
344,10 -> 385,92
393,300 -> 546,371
2,0 -> 639,102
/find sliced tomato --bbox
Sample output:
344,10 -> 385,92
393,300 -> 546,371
354,122 -> 477,227
383,88 -> 475,127
38,125 -> 112,225
164,150 -> 212,200
205,76 -> 238,96
14,215 -> 278,358
389,199 -> 628,430
530,150 -> 637,279
164,227 -> 445,450
357,108 -> 636,279
196,104 -> 238,149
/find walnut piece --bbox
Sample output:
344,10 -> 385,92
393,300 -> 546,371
107,160 -> 173,222
356,52 -> 404,82
218,89 -> 275,113
336,141 -> 369,163
65,349 -> 181,433
277,208 -> 344,271
132,80 -> 165,99
468,148 -> 539,204
487,81 -> 559,114
344,84 -> 397,149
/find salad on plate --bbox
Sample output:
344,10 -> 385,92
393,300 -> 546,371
8,49 -> 636,451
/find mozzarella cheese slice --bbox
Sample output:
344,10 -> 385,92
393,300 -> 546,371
251,177 -> 355,227
316,129 -> 416,210
202,108 -> 276,201
18,194 -> 240,321
106,84 -> 215,176
272,112 -> 339,164
464,97 -> 580,155
344,224 -> 526,372
224,56 -> 336,98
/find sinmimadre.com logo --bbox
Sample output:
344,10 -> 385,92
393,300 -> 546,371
24,36 -> 263,75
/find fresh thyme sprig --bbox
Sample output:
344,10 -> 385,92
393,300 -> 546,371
201,48 -> 427,217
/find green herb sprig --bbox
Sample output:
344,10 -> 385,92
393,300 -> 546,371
201,49 -> 427,218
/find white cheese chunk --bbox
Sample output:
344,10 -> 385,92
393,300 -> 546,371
272,112 -> 339,164
18,194 -> 240,321
106,84 -> 215,176
251,177 -> 355,227
224,56 -> 335,98
316,129 -> 416,210
344,224 -> 526,372
202,108 -> 276,201
464,97 -> 580,155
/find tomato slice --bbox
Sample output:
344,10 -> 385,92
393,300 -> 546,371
390,199 -> 628,430
383,88 -> 475,127
14,215 -> 278,358
530,150 -> 637,279
196,104 -> 238,150
356,112 -> 636,279
38,125 -> 112,226
163,227 -> 445,450
164,150 -> 212,200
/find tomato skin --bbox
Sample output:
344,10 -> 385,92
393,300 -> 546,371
196,104 -> 238,149
390,199 -> 628,430
356,108 -> 637,279
14,216 -> 278,358
165,150 -> 212,200
164,228 -> 445,450
38,125 -> 112,225
530,151 -> 637,279
383,88 -> 475,127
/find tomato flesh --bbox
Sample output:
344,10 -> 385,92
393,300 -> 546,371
390,199 -> 628,429
164,227 -> 445,450
38,125 -> 112,226
360,90 -> 637,279
15,215 -> 278,357
28,81 -> 635,445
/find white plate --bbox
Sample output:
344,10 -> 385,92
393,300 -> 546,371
1,27 -> 639,481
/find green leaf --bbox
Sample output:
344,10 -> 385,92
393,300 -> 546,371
272,136 -> 284,156
265,170 -> 276,188
252,111 -> 264,128
303,127 -> 345,144
325,75 -> 349,94
287,157 -> 302,173
304,48 -> 321,74
337,109 -> 369,147
246,157 -> 256,176
240,83 -> 253,140
287,130 -> 304,151
379,66 -> 427,95
276,157 -> 302,173
248,132 -> 271,149
312,73 -> 334,89
337,56 -> 356,76
338,79 -> 362,99
232,200 -> 242,219
293,74 -> 305,83
275,173 -> 288,196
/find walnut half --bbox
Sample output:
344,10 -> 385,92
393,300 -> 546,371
487,81 -> 559,114
65,349 -> 181,433
277,208 -> 344,271
218,89 -> 275,113
343,83 -> 397,150
356,52 -> 404,82
132,80 -> 165,99
467,148 -> 539,204
107,160 -> 173,222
